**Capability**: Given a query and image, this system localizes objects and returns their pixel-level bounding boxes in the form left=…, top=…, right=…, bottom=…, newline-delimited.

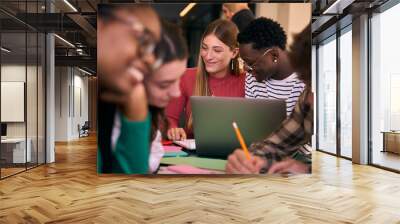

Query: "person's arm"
left=165, top=73, right=188, bottom=128
left=165, top=95, right=186, bottom=129
left=249, top=89, right=313, bottom=172
left=101, top=78, right=151, bottom=174
left=165, top=81, right=188, bottom=140
left=118, top=83, right=147, bottom=121
left=226, top=89, right=313, bottom=174
left=267, top=158, right=311, bottom=174
left=166, top=70, right=194, bottom=140
left=111, top=110, right=151, bottom=174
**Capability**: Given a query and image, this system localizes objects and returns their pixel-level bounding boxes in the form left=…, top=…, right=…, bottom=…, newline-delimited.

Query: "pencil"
left=232, top=122, right=251, bottom=160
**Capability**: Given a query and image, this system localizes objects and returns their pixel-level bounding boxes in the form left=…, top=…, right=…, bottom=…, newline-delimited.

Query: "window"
left=339, top=26, right=352, bottom=158
left=317, top=35, right=337, bottom=154
left=370, top=2, right=400, bottom=171
left=0, top=1, right=47, bottom=179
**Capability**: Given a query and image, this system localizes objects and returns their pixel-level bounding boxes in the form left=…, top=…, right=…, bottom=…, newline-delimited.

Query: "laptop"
left=191, top=96, right=286, bottom=159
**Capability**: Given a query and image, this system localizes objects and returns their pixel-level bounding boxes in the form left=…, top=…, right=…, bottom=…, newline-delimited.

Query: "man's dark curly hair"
left=237, top=17, right=287, bottom=50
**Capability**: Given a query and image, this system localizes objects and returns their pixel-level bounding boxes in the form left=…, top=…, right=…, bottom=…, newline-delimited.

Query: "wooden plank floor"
left=1, top=167, right=26, bottom=178
left=1, top=135, right=400, bottom=223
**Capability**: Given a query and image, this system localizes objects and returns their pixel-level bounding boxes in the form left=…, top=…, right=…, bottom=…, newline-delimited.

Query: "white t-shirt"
left=148, top=131, right=164, bottom=173
left=245, top=72, right=305, bottom=116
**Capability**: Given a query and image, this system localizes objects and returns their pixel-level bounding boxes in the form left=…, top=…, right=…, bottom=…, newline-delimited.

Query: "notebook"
left=173, top=139, right=196, bottom=150
left=163, top=145, right=183, bottom=152
left=163, top=151, right=188, bottom=157
left=162, top=145, right=188, bottom=157
left=163, top=165, right=219, bottom=174
left=160, top=157, right=227, bottom=171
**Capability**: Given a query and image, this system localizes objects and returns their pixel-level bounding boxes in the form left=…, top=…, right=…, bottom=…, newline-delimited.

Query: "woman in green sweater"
left=101, top=19, right=189, bottom=174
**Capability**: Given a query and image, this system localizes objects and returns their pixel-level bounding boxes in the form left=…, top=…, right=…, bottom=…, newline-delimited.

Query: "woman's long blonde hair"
left=187, top=19, right=241, bottom=130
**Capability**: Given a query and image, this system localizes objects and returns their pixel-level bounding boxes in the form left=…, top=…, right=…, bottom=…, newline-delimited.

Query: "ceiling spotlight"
left=180, top=3, right=196, bottom=17
left=78, top=67, right=93, bottom=76
left=322, top=0, right=354, bottom=15
left=1, top=47, right=11, bottom=53
left=63, top=0, right=78, bottom=12
left=54, top=34, right=75, bottom=48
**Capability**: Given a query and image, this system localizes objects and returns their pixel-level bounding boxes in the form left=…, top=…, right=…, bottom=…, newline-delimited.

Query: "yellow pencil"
left=232, top=122, right=251, bottom=160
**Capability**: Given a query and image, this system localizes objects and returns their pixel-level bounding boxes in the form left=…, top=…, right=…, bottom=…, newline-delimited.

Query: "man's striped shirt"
left=245, top=72, right=305, bottom=116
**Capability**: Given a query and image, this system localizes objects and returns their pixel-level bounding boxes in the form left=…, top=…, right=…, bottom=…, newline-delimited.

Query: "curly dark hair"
left=237, top=17, right=287, bottom=50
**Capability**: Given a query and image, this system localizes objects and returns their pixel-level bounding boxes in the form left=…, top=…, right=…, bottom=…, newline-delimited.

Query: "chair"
left=78, top=121, right=90, bottom=138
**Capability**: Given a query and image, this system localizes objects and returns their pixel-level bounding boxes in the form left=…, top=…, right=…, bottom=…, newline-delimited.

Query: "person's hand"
left=267, top=158, right=310, bottom=174
left=167, top=128, right=187, bottom=141
left=118, top=80, right=148, bottom=122
left=225, top=149, right=266, bottom=174
left=100, top=66, right=145, bottom=104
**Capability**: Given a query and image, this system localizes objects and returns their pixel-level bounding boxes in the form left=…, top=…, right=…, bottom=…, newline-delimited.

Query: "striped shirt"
left=245, top=72, right=305, bottom=116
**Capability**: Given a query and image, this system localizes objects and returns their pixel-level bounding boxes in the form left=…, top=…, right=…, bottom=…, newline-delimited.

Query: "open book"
left=173, top=139, right=196, bottom=150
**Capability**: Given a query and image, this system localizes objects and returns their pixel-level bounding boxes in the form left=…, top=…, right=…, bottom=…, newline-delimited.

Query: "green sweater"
left=97, top=111, right=150, bottom=174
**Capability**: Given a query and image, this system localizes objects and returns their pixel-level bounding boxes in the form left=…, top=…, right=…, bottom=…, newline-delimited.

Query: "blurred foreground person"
left=97, top=4, right=162, bottom=174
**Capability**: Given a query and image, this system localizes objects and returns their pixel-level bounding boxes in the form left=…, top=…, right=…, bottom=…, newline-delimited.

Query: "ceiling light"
left=180, top=3, right=196, bottom=17
left=78, top=67, right=93, bottom=76
left=54, top=34, right=75, bottom=48
left=322, top=0, right=354, bottom=15
left=63, top=0, right=78, bottom=12
left=1, top=47, right=11, bottom=53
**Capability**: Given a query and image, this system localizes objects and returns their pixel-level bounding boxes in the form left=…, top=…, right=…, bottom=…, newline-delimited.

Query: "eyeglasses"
left=243, top=48, right=272, bottom=72
left=108, top=14, right=164, bottom=71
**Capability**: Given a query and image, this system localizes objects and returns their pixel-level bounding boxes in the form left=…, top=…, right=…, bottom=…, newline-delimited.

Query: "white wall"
left=1, top=65, right=26, bottom=141
left=1, top=65, right=26, bottom=81
left=255, top=3, right=311, bottom=47
left=1, top=64, right=45, bottom=163
left=54, top=66, right=89, bottom=141
left=1, top=82, right=25, bottom=122
left=1, top=64, right=25, bottom=131
left=1, top=65, right=37, bottom=138
left=55, top=66, right=69, bottom=141
left=75, top=71, right=89, bottom=139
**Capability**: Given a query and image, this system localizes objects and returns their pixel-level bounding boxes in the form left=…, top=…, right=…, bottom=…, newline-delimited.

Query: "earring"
left=231, top=60, right=234, bottom=70
left=273, top=58, right=278, bottom=63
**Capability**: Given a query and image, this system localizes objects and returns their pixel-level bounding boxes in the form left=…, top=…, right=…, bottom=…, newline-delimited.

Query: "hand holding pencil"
left=225, top=122, right=266, bottom=174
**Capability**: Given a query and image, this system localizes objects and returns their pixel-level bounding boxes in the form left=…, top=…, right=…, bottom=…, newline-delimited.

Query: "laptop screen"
left=191, top=96, right=286, bottom=159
